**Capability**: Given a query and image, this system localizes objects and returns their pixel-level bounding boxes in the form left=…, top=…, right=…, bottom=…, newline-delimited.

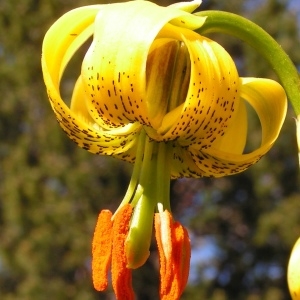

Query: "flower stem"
left=195, top=10, right=300, bottom=115
left=156, top=141, right=172, bottom=212
left=113, top=130, right=146, bottom=218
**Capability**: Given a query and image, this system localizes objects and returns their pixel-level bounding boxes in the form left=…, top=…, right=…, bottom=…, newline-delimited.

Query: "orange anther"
left=112, top=204, right=134, bottom=300
left=155, top=210, right=191, bottom=300
left=92, top=209, right=113, bottom=291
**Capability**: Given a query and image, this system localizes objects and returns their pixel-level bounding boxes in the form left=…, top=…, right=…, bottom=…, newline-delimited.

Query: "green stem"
left=195, top=10, right=300, bottom=115
left=130, top=133, right=155, bottom=206
left=113, top=129, right=146, bottom=218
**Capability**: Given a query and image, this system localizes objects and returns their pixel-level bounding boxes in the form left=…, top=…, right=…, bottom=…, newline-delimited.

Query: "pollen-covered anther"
left=92, top=204, right=135, bottom=299
left=155, top=209, right=191, bottom=300
left=92, top=209, right=113, bottom=291
left=111, top=204, right=135, bottom=300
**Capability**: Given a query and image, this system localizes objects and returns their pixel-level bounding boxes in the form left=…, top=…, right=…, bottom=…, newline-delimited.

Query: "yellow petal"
left=157, top=27, right=240, bottom=148
left=71, top=76, right=142, bottom=135
left=169, top=0, right=202, bottom=13
left=42, top=6, right=140, bottom=158
left=70, top=76, right=97, bottom=127
left=169, top=0, right=206, bottom=30
left=188, top=78, right=287, bottom=177
left=241, top=77, right=287, bottom=145
left=81, top=1, right=206, bottom=128
left=211, top=96, right=247, bottom=155
left=42, top=5, right=100, bottom=85
left=288, top=237, right=300, bottom=300
left=170, top=145, right=203, bottom=178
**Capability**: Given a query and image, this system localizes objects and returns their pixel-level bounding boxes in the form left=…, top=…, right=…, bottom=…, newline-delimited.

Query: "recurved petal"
left=240, top=77, right=287, bottom=145
left=42, top=5, right=101, bottom=86
left=170, top=144, right=204, bottom=178
left=169, top=0, right=202, bottom=13
left=81, top=1, right=206, bottom=129
left=70, top=76, right=98, bottom=127
left=188, top=77, right=287, bottom=177
left=71, top=76, right=142, bottom=136
left=42, top=6, right=140, bottom=158
left=157, top=31, right=240, bottom=147
left=169, top=1, right=206, bottom=30
left=211, top=97, right=248, bottom=155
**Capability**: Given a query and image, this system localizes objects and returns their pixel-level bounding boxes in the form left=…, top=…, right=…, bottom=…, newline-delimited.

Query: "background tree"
left=0, top=0, right=299, bottom=299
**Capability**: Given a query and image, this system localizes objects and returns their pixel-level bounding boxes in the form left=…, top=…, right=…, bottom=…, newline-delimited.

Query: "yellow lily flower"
left=41, top=1, right=287, bottom=299
left=288, top=237, right=300, bottom=300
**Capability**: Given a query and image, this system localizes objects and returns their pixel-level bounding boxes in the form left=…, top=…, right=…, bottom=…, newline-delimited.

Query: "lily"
left=41, top=0, right=287, bottom=299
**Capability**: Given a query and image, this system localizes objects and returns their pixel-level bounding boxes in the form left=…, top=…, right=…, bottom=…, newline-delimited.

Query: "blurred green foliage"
left=0, top=0, right=299, bottom=299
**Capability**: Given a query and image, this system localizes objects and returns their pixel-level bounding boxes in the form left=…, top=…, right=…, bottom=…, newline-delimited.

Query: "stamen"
left=172, top=221, right=191, bottom=297
left=92, top=209, right=113, bottom=291
left=155, top=210, right=173, bottom=297
left=155, top=210, right=191, bottom=300
left=112, top=204, right=134, bottom=300
left=182, top=226, right=191, bottom=293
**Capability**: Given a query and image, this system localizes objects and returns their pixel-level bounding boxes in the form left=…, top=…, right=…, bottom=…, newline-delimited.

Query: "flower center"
left=146, top=39, right=190, bottom=130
